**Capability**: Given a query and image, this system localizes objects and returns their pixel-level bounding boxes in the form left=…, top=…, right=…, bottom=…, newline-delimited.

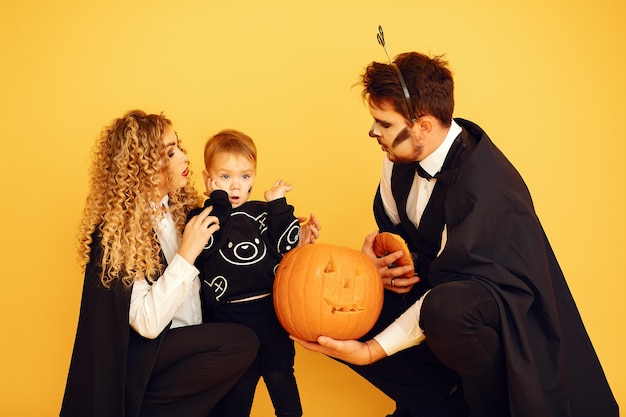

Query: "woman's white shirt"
left=129, top=196, right=202, bottom=339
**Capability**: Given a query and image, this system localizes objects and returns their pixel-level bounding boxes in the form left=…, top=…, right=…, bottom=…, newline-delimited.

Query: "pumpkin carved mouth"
left=323, top=256, right=372, bottom=313
left=328, top=305, right=368, bottom=313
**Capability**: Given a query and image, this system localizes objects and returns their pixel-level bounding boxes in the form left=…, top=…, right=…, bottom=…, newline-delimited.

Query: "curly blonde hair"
left=78, top=110, right=202, bottom=289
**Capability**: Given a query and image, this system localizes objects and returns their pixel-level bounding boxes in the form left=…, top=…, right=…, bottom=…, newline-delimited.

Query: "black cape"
left=374, top=118, right=618, bottom=417
left=60, top=234, right=167, bottom=417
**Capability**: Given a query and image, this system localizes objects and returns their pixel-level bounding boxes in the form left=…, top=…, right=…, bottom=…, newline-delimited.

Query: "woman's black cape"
left=60, top=235, right=166, bottom=417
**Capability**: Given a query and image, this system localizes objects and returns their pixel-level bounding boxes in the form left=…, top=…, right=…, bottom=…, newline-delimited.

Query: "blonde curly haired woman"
left=60, top=110, right=259, bottom=417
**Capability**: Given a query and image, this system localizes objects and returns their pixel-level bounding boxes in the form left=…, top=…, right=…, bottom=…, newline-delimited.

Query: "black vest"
left=388, top=125, right=477, bottom=284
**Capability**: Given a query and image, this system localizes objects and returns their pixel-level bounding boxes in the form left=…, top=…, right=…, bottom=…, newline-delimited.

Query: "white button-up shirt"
left=129, top=195, right=202, bottom=339
left=374, top=120, right=462, bottom=355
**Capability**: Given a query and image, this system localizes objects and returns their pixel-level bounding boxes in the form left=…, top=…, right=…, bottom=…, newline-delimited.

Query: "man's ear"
left=202, top=169, right=209, bottom=187
left=414, top=116, right=433, bottom=135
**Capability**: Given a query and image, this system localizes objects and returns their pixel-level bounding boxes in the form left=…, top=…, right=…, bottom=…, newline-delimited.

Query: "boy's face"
left=203, top=152, right=256, bottom=208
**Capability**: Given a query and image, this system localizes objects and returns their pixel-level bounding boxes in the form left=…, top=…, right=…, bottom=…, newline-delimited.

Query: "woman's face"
left=158, top=127, right=190, bottom=200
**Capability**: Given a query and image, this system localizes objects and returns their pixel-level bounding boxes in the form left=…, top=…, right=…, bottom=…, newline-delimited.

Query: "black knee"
left=420, top=281, right=502, bottom=371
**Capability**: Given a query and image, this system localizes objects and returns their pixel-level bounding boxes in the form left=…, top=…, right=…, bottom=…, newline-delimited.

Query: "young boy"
left=188, top=129, right=318, bottom=417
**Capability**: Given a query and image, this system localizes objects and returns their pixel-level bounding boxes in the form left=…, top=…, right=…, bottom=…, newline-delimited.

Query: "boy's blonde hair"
left=204, top=129, right=257, bottom=169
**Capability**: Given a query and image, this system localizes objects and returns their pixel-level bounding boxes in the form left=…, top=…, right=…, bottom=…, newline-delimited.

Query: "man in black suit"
left=293, top=51, right=618, bottom=417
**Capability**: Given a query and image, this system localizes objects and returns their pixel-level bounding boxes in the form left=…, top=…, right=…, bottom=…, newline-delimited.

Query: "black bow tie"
left=415, top=163, right=433, bottom=180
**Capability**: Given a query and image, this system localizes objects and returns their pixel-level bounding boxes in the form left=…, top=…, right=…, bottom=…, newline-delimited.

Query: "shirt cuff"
left=373, top=290, right=429, bottom=356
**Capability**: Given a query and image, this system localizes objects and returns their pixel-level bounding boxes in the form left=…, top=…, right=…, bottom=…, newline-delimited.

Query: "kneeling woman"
left=61, top=110, right=259, bottom=417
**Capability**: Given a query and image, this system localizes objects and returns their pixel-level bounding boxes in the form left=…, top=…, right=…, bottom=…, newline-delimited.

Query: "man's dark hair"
left=360, top=52, right=455, bottom=126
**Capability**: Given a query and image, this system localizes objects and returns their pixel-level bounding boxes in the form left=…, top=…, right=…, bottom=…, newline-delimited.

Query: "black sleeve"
left=186, top=190, right=232, bottom=225
left=190, top=190, right=233, bottom=265
left=202, top=190, right=232, bottom=226
left=267, top=197, right=299, bottom=253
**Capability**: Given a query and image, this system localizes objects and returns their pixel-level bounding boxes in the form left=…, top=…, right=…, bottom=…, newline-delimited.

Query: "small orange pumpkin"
left=372, top=232, right=414, bottom=278
left=273, top=243, right=383, bottom=341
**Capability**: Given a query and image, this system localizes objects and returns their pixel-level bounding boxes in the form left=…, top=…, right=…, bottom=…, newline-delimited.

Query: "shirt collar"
left=420, top=119, right=462, bottom=177
left=160, top=194, right=170, bottom=209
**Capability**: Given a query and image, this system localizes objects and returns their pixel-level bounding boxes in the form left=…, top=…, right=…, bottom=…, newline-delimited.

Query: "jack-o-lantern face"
left=273, top=243, right=383, bottom=341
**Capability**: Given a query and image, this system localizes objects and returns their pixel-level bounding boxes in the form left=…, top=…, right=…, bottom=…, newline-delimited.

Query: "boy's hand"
left=264, top=179, right=293, bottom=201
left=204, top=176, right=225, bottom=197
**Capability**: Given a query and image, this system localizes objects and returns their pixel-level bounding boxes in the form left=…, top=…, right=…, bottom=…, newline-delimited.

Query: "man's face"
left=367, top=102, right=424, bottom=164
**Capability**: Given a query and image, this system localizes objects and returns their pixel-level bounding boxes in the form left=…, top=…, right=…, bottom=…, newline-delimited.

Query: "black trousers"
left=207, top=296, right=302, bottom=417
left=420, top=281, right=509, bottom=417
left=138, top=322, right=259, bottom=417
left=343, top=288, right=467, bottom=417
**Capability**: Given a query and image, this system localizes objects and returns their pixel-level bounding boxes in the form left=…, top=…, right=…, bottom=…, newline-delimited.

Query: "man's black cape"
left=374, top=118, right=618, bottom=417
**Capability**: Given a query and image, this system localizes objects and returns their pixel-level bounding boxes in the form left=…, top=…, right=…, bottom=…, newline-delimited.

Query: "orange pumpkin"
left=273, top=243, right=383, bottom=341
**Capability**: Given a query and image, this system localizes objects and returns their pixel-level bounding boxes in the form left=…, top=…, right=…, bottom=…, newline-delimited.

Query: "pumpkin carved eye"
left=324, top=258, right=334, bottom=274
left=273, top=243, right=383, bottom=341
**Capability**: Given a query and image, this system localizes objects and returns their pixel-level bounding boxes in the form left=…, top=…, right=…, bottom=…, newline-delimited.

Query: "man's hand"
left=362, top=231, right=420, bottom=293
left=291, top=335, right=387, bottom=366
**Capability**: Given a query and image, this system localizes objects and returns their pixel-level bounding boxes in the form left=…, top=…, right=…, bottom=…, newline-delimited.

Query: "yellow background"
left=1, top=0, right=623, bottom=415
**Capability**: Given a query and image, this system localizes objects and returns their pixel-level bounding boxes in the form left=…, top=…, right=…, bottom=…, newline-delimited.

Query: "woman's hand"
left=177, top=206, right=220, bottom=264
left=297, top=213, right=321, bottom=246
left=291, top=335, right=387, bottom=366
left=362, top=231, right=420, bottom=294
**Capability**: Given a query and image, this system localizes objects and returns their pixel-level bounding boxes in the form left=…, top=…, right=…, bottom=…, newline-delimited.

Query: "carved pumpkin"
left=273, top=243, right=383, bottom=341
